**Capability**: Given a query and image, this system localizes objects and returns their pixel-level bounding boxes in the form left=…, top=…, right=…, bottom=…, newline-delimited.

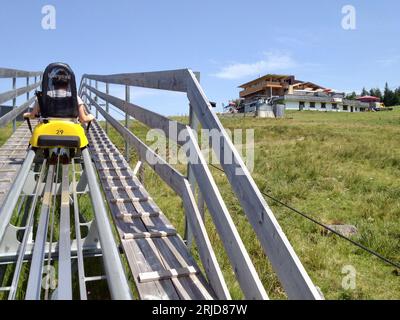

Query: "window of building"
left=299, top=101, right=305, bottom=110
left=332, top=103, right=338, bottom=109
left=309, top=102, right=316, bottom=108
left=343, top=105, right=348, bottom=111
left=321, top=103, right=326, bottom=109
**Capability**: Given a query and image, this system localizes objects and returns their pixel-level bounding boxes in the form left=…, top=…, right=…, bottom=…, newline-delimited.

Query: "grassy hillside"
left=0, top=108, right=398, bottom=300
left=115, top=108, right=400, bottom=300
left=214, top=109, right=400, bottom=299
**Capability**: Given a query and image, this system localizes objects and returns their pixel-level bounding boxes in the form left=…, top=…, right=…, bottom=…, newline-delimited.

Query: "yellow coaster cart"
left=24, top=63, right=89, bottom=161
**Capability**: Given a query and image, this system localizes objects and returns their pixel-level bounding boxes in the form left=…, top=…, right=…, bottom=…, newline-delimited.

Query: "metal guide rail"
left=87, top=121, right=215, bottom=300
left=0, top=150, right=109, bottom=299
left=0, top=133, right=133, bottom=299
left=0, top=66, right=134, bottom=300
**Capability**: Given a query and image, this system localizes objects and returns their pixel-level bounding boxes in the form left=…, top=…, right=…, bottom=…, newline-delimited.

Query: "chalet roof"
left=293, top=81, right=326, bottom=90
left=238, top=74, right=294, bottom=88
left=356, top=95, right=380, bottom=102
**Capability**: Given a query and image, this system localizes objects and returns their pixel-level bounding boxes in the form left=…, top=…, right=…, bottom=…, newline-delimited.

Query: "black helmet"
left=37, top=62, right=79, bottom=118
left=51, top=68, right=71, bottom=88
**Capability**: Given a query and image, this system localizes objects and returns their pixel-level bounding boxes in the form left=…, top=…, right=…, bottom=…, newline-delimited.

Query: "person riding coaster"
left=24, top=63, right=95, bottom=160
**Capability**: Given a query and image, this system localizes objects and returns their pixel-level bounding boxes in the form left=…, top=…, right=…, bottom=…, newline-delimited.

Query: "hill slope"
left=1, top=109, right=398, bottom=299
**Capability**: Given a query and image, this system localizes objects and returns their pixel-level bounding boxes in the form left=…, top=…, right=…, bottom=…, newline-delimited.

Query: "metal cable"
left=208, top=163, right=400, bottom=270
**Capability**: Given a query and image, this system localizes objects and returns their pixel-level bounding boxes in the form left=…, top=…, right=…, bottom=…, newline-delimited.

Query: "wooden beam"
left=184, top=126, right=268, bottom=300
left=83, top=69, right=190, bottom=92
left=0, top=68, right=42, bottom=79
left=0, top=96, right=36, bottom=128
left=0, top=82, right=40, bottom=105
left=138, top=266, right=198, bottom=283
left=123, top=231, right=177, bottom=240
left=180, top=179, right=231, bottom=299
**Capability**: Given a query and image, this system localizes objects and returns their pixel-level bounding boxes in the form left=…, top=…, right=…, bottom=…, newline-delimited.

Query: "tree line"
left=346, top=83, right=400, bottom=106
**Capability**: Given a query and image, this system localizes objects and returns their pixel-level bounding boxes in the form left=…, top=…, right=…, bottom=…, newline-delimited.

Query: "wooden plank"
left=0, top=122, right=35, bottom=207
left=135, top=174, right=229, bottom=299
left=184, top=126, right=268, bottom=300
left=123, top=231, right=177, bottom=240
left=117, top=211, right=160, bottom=220
left=186, top=70, right=321, bottom=300
left=180, top=180, right=231, bottom=299
left=0, top=68, right=42, bottom=78
left=106, top=185, right=140, bottom=192
left=83, top=69, right=189, bottom=92
left=184, top=102, right=200, bottom=247
left=0, top=96, right=36, bottom=127
left=161, top=237, right=208, bottom=294
left=142, top=237, right=197, bottom=300
left=87, top=123, right=182, bottom=300
left=138, top=214, right=175, bottom=235
left=0, top=82, right=40, bottom=105
left=138, top=266, right=198, bottom=283
left=151, top=237, right=214, bottom=300
left=122, top=239, right=179, bottom=300
left=111, top=197, right=151, bottom=203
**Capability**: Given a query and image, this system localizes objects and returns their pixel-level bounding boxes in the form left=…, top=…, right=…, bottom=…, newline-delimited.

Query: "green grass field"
left=116, top=108, right=400, bottom=300
left=0, top=108, right=399, bottom=300
left=213, top=109, right=400, bottom=299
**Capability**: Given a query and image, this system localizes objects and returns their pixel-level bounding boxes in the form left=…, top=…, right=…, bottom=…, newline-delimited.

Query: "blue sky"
left=1, top=0, right=399, bottom=115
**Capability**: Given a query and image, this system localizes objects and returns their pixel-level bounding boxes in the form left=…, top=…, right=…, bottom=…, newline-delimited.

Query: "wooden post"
left=184, top=72, right=205, bottom=248
left=95, top=81, right=99, bottom=119
left=33, top=76, right=37, bottom=113
left=133, top=160, right=145, bottom=186
left=26, top=77, right=30, bottom=101
left=12, top=77, right=16, bottom=132
left=139, top=162, right=145, bottom=187
left=105, top=83, right=109, bottom=134
left=125, top=85, right=130, bottom=162
left=185, top=105, right=200, bottom=248
left=198, top=191, right=205, bottom=221
left=89, top=79, right=92, bottom=111
left=85, top=78, right=89, bottom=107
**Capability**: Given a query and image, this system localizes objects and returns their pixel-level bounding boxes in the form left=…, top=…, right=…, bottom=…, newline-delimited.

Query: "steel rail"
left=44, top=156, right=60, bottom=300
left=81, top=148, right=132, bottom=300
left=72, top=158, right=88, bottom=299
left=57, top=163, right=72, bottom=299
left=25, top=165, right=56, bottom=300
left=8, top=160, right=47, bottom=300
